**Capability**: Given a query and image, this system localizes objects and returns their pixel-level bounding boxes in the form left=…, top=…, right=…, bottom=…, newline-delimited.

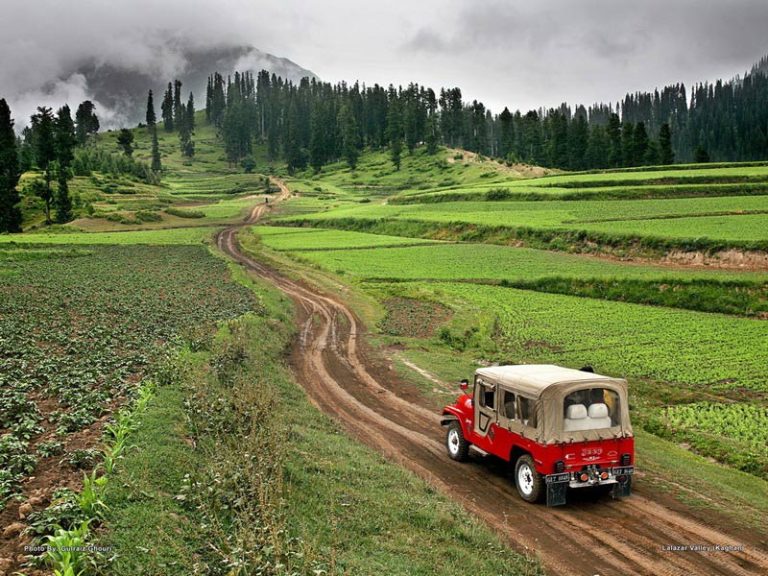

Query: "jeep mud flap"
left=611, top=477, right=632, bottom=499
left=545, top=473, right=569, bottom=507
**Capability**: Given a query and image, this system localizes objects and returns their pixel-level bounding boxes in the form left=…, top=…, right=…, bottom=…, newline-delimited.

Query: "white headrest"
left=588, top=403, right=609, bottom=419
left=566, top=404, right=587, bottom=420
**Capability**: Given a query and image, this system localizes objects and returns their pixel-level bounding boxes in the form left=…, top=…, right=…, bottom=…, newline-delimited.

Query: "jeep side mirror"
left=459, top=379, right=469, bottom=391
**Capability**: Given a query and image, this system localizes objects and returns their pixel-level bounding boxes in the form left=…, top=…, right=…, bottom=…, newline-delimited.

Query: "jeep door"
left=474, top=377, right=497, bottom=438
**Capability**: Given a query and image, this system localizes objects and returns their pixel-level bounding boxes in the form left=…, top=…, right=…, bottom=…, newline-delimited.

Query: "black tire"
left=514, top=454, right=543, bottom=503
left=445, top=421, right=469, bottom=462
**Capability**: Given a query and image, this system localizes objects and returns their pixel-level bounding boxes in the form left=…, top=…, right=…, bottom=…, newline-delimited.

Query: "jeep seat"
left=563, top=404, right=591, bottom=431
left=588, top=403, right=612, bottom=429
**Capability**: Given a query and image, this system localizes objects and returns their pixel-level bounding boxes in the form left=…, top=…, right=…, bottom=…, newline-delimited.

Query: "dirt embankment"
left=217, top=182, right=768, bottom=576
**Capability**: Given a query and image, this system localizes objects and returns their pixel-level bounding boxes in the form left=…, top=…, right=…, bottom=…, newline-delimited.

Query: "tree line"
left=199, top=63, right=767, bottom=174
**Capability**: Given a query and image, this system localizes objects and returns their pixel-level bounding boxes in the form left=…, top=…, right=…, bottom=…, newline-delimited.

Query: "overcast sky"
left=2, top=0, right=767, bottom=123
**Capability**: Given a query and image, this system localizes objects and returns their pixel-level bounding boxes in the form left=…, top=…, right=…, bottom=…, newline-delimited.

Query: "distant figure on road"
left=265, top=197, right=269, bottom=204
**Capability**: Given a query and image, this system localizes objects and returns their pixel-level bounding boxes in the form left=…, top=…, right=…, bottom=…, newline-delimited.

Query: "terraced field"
left=280, top=194, right=768, bottom=245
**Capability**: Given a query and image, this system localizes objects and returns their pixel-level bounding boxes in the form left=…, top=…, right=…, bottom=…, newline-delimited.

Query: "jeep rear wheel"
left=446, top=421, right=469, bottom=462
left=515, top=455, right=543, bottom=502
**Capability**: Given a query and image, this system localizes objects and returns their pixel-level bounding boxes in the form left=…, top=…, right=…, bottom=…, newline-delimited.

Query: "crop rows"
left=274, top=239, right=768, bottom=283
left=255, top=226, right=441, bottom=251
left=387, top=281, right=768, bottom=392
left=0, top=245, right=255, bottom=507
left=663, top=402, right=768, bottom=452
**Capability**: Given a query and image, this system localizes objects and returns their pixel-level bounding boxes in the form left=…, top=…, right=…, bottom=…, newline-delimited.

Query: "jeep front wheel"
left=446, top=421, right=469, bottom=462
left=515, top=455, right=543, bottom=502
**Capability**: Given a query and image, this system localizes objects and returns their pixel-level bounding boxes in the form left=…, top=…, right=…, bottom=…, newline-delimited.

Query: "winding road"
left=216, top=180, right=768, bottom=576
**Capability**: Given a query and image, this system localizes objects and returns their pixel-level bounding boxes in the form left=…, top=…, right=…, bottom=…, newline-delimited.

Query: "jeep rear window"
left=563, top=388, right=620, bottom=430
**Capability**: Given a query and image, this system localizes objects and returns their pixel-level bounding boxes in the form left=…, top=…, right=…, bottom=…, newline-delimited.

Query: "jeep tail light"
left=621, top=453, right=631, bottom=466
left=600, top=471, right=609, bottom=480
left=579, top=473, right=589, bottom=482
left=555, top=460, right=565, bottom=473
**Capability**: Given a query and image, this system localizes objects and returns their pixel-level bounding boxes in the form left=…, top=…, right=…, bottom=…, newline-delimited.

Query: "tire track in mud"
left=216, top=181, right=768, bottom=576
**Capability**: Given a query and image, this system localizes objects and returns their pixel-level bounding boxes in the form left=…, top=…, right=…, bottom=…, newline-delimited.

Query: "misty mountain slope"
left=63, top=44, right=317, bottom=128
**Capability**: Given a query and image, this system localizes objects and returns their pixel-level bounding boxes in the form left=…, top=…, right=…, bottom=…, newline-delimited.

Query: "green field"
left=0, top=226, right=218, bottom=245
left=262, top=228, right=768, bottom=282
left=254, top=225, right=444, bottom=250
left=280, top=194, right=768, bottom=244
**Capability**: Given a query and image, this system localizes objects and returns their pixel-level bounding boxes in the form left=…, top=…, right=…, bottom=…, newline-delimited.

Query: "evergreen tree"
left=633, top=122, right=649, bottom=165
left=31, top=107, right=57, bottom=223
left=0, top=99, right=22, bottom=232
left=74, top=101, right=99, bottom=145
left=606, top=113, right=622, bottom=167
left=659, top=123, right=674, bottom=164
left=499, top=107, right=514, bottom=160
left=179, top=93, right=195, bottom=158
left=161, top=83, right=174, bottom=131
left=568, top=111, right=589, bottom=170
left=621, top=122, right=635, bottom=167
left=387, top=98, right=403, bottom=170
left=54, top=169, right=72, bottom=223
left=146, top=90, right=157, bottom=127
left=117, top=129, right=134, bottom=157
left=338, top=103, right=359, bottom=169
left=284, top=98, right=307, bottom=173
left=151, top=126, right=162, bottom=172
left=54, top=105, right=76, bottom=223
left=585, top=125, right=610, bottom=169
left=173, top=80, right=184, bottom=128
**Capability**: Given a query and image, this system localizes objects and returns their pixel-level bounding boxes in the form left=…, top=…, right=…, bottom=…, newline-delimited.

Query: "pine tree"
left=54, top=105, right=76, bottom=223
left=179, top=93, right=195, bottom=158
left=31, top=107, right=57, bottom=223
left=173, top=80, right=183, bottom=128
left=633, top=122, right=649, bottom=165
left=74, top=101, right=99, bottom=145
left=117, top=129, right=134, bottom=156
left=387, top=98, right=403, bottom=170
left=151, top=126, right=162, bottom=172
left=659, top=123, right=674, bottom=164
left=54, top=170, right=72, bottom=223
left=146, top=90, right=157, bottom=128
left=161, top=83, right=174, bottom=131
left=0, top=99, right=22, bottom=232
left=621, top=122, right=635, bottom=167
left=607, top=113, right=622, bottom=167
left=338, top=103, right=359, bottom=169
left=499, top=107, right=514, bottom=160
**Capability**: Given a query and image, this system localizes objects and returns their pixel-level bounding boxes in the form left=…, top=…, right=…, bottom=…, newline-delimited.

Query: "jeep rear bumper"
left=544, top=466, right=633, bottom=506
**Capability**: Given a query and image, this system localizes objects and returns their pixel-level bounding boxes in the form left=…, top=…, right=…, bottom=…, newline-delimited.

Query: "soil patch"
left=379, top=297, right=453, bottom=338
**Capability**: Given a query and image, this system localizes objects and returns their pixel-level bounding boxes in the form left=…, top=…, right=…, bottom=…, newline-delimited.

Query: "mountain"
left=63, top=44, right=317, bottom=127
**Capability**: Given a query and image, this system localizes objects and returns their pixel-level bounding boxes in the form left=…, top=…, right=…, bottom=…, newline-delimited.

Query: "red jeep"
left=441, top=365, right=634, bottom=506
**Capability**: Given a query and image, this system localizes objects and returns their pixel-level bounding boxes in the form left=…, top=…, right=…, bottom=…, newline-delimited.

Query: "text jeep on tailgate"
left=441, top=364, right=634, bottom=506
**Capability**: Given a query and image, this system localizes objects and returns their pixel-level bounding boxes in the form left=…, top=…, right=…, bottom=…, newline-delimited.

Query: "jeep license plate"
left=545, top=473, right=570, bottom=484
left=612, top=466, right=634, bottom=476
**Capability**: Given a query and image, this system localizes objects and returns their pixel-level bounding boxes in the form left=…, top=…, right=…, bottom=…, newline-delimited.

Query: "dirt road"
left=217, top=181, right=768, bottom=576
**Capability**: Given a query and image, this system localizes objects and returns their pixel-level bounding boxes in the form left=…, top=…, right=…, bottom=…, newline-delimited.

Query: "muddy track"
left=217, top=181, right=768, bottom=576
